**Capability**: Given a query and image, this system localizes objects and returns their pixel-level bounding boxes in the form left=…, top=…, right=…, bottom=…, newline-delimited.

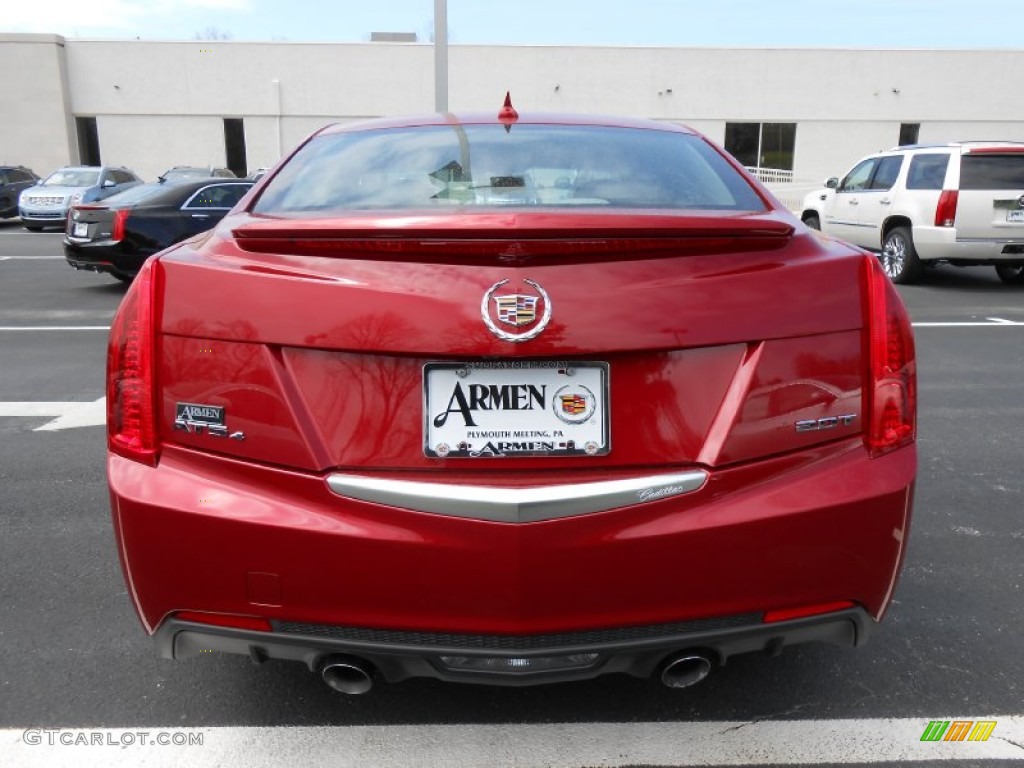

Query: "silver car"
left=19, top=166, right=142, bottom=231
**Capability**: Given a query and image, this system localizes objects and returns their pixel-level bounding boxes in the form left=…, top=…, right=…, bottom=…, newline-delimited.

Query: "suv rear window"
left=254, top=125, right=766, bottom=213
left=960, top=154, right=1024, bottom=190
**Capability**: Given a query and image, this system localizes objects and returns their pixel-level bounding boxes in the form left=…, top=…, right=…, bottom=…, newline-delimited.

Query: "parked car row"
left=2, top=163, right=266, bottom=231
left=800, top=141, right=1024, bottom=284
left=15, top=138, right=1024, bottom=289
left=0, top=161, right=260, bottom=281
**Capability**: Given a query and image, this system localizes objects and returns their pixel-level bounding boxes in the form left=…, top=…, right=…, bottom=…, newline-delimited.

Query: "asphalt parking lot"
left=0, top=221, right=1021, bottom=766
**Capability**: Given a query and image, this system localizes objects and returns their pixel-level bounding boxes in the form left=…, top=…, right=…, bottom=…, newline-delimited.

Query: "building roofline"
left=0, top=34, right=1007, bottom=54
left=0, top=33, right=66, bottom=45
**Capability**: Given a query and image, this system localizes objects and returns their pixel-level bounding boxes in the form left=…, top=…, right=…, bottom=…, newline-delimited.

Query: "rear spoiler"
left=231, top=213, right=795, bottom=261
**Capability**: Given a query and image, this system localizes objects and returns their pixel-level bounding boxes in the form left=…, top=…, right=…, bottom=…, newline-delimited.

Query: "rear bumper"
left=913, top=225, right=1024, bottom=261
left=156, top=607, right=874, bottom=687
left=110, top=438, right=914, bottom=672
left=64, top=240, right=144, bottom=278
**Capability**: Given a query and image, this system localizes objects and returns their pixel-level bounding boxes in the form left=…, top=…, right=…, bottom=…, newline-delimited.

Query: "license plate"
left=73, top=222, right=88, bottom=237
left=424, top=361, right=609, bottom=458
left=1008, top=209, right=1024, bottom=223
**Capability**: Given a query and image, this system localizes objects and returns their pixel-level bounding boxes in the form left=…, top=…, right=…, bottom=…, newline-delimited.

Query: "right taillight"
left=934, top=189, right=958, bottom=227
left=107, top=259, right=159, bottom=465
left=863, top=255, right=916, bottom=457
left=111, top=208, right=129, bottom=242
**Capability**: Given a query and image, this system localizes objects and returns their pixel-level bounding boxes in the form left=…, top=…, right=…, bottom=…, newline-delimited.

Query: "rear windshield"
left=254, top=125, right=766, bottom=213
left=103, top=184, right=172, bottom=206
left=960, top=154, right=1024, bottom=190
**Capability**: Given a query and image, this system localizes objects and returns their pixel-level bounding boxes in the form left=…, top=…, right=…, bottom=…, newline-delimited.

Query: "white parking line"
left=912, top=320, right=1024, bottom=327
left=0, top=398, right=105, bottom=430
left=0, top=326, right=110, bottom=331
left=2, top=717, right=1022, bottom=767
left=0, top=255, right=65, bottom=258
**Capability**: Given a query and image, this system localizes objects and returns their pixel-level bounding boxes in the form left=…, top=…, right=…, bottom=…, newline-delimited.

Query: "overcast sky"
left=5, top=0, right=1020, bottom=48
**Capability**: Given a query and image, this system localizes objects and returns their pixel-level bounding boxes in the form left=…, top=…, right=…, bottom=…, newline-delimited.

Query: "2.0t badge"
left=481, top=278, right=552, bottom=342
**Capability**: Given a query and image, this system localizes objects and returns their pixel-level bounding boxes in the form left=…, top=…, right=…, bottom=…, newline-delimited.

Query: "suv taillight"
left=107, top=260, right=159, bottom=465
left=934, top=189, right=958, bottom=227
left=863, top=255, right=916, bottom=457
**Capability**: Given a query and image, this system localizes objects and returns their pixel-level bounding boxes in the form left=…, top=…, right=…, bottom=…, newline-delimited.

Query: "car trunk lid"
left=154, top=212, right=871, bottom=473
left=66, top=205, right=117, bottom=241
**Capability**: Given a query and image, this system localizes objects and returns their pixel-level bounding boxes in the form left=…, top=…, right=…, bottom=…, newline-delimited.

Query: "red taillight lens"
left=107, top=259, right=159, bottom=465
left=864, top=255, right=916, bottom=457
left=934, top=189, right=958, bottom=227
left=111, top=209, right=129, bottom=242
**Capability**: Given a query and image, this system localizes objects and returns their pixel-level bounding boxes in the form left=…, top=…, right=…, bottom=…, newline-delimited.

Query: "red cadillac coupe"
left=107, top=104, right=916, bottom=693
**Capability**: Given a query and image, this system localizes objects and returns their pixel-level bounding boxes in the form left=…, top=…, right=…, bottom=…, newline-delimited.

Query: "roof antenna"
left=498, top=91, right=518, bottom=132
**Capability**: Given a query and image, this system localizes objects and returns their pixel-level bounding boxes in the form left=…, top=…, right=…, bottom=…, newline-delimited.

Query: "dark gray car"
left=0, top=166, right=40, bottom=219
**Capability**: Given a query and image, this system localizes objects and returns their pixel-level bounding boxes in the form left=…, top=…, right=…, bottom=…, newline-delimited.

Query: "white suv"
left=801, top=143, right=1024, bottom=284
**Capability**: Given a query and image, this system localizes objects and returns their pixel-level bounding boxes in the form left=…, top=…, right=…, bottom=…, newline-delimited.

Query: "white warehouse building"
left=3, top=32, right=1024, bottom=208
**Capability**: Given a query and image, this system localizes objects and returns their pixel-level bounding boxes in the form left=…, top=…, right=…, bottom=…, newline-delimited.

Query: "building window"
left=724, top=122, right=796, bottom=182
left=76, top=117, right=101, bottom=166
left=223, top=118, right=248, bottom=178
left=899, top=123, right=920, bottom=146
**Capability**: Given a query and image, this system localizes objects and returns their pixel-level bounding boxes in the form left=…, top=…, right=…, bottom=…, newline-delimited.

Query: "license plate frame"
left=423, top=361, right=610, bottom=458
left=1007, top=209, right=1024, bottom=223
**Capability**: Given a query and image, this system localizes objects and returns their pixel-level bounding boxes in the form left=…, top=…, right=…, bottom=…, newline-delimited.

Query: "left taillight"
left=111, top=209, right=129, bottom=242
left=863, top=254, right=916, bottom=457
left=934, top=189, right=958, bottom=227
left=107, top=259, right=159, bottom=465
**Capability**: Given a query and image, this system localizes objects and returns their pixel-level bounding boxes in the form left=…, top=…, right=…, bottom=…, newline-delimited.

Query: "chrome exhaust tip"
left=318, top=655, right=375, bottom=695
left=660, top=653, right=713, bottom=689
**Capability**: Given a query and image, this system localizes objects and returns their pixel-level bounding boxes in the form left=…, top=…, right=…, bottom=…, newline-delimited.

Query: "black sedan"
left=63, top=178, right=253, bottom=281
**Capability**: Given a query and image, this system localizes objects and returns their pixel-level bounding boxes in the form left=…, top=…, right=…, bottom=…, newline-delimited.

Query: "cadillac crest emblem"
left=481, top=278, right=552, bottom=342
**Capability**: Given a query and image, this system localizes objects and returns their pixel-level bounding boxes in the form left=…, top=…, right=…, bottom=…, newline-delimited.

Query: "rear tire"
left=803, top=214, right=821, bottom=231
left=881, top=227, right=924, bottom=284
left=995, top=264, right=1024, bottom=284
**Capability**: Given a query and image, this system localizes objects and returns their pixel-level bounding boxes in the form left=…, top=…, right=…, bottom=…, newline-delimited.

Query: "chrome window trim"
left=180, top=182, right=254, bottom=211
left=326, top=470, right=708, bottom=523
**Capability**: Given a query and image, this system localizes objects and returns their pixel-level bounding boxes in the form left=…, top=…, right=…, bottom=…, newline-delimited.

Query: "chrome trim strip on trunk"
left=325, top=470, right=708, bottom=523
